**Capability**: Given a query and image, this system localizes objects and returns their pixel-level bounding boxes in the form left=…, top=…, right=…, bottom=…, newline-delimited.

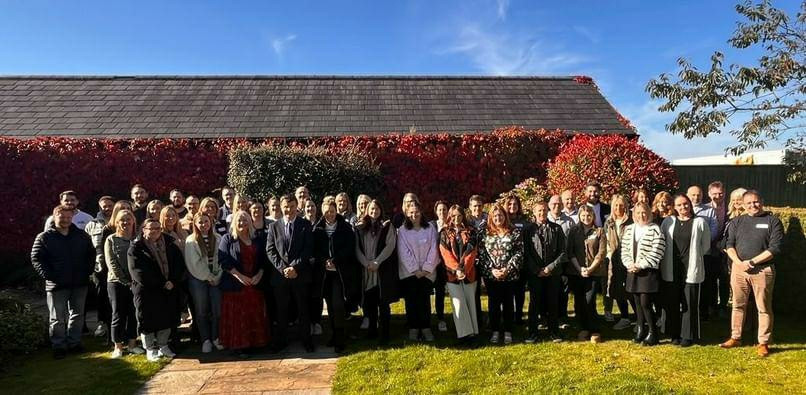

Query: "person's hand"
left=251, top=271, right=264, bottom=285
left=581, top=267, right=589, bottom=278
left=628, top=265, right=639, bottom=273
left=285, top=267, right=298, bottom=279
left=456, top=269, right=465, bottom=280
left=538, top=267, right=550, bottom=277
left=369, top=262, right=379, bottom=272
left=740, top=260, right=754, bottom=273
left=234, top=272, right=251, bottom=286
left=164, top=281, right=174, bottom=290
left=326, top=259, right=336, bottom=271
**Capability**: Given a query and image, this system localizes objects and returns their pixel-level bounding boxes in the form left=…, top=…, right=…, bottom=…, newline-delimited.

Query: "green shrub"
left=227, top=144, right=384, bottom=206
left=0, top=297, right=47, bottom=366
left=768, top=207, right=806, bottom=315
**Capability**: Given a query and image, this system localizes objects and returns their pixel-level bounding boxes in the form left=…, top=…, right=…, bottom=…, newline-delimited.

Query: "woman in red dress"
left=217, top=210, right=270, bottom=356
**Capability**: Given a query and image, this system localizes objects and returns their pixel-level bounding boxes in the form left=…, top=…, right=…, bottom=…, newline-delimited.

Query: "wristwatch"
left=748, top=259, right=755, bottom=268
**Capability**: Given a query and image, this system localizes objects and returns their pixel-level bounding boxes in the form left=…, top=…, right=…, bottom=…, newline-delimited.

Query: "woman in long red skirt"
left=217, top=210, right=269, bottom=355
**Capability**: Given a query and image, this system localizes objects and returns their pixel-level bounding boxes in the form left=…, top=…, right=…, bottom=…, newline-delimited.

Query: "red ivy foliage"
left=0, top=127, right=565, bottom=254
left=573, top=75, right=595, bottom=85
left=546, top=135, right=678, bottom=204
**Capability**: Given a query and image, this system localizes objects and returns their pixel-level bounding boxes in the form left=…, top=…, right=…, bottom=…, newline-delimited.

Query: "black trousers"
left=475, top=277, right=484, bottom=327
left=486, top=280, right=515, bottom=332
left=107, top=281, right=137, bottom=344
left=559, top=275, right=570, bottom=320
left=322, top=271, right=346, bottom=346
left=662, top=280, right=684, bottom=340
left=703, top=253, right=730, bottom=313
left=434, top=264, right=447, bottom=320
left=681, top=283, right=700, bottom=341
left=528, top=274, right=561, bottom=336
left=569, top=275, right=600, bottom=332
left=310, top=268, right=325, bottom=325
left=362, top=286, right=391, bottom=337
left=93, top=271, right=112, bottom=328
left=513, top=276, right=527, bottom=322
left=403, top=276, right=433, bottom=330
left=273, top=279, right=311, bottom=346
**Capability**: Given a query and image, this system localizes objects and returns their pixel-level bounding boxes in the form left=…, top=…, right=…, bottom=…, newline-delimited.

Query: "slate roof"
left=0, top=75, right=635, bottom=138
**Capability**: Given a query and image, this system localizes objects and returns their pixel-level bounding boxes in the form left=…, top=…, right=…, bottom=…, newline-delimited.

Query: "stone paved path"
left=138, top=345, right=338, bottom=394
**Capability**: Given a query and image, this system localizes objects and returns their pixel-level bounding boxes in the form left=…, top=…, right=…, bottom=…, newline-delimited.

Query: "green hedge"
left=769, top=207, right=806, bottom=315
left=228, top=144, right=384, bottom=206
left=0, top=297, right=47, bottom=368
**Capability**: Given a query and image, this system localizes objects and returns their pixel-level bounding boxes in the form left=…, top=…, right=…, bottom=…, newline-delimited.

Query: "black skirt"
left=626, top=268, right=659, bottom=294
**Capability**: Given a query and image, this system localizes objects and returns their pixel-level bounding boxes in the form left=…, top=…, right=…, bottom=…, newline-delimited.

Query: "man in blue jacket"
left=31, top=205, right=95, bottom=359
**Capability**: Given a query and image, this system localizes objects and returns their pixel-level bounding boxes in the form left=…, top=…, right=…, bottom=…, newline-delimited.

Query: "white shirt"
left=44, top=209, right=94, bottom=231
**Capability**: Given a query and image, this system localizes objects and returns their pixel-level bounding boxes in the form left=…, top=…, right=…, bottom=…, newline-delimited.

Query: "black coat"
left=312, top=216, right=360, bottom=310
left=30, top=224, right=95, bottom=291
left=523, top=221, right=567, bottom=276
left=265, top=216, right=313, bottom=286
left=217, top=233, right=269, bottom=292
left=355, top=220, right=400, bottom=304
left=127, top=234, right=185, bottom=333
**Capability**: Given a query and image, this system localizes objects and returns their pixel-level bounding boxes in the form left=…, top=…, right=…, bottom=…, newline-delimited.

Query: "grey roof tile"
left=0, top=76, right=634, bottom=138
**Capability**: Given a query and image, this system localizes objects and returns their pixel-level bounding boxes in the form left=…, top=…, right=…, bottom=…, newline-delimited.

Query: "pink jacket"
left=396, top=225, right=439, bottom=281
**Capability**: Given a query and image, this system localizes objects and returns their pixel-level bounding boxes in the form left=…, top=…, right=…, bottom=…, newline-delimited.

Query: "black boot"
left=633, top=325, right=647, bottom=344
left=641, top=324, right=659, bottom=346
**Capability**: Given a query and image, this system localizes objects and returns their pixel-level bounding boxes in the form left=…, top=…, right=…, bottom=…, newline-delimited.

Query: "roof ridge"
left=0, top=75, right=577, bottom=81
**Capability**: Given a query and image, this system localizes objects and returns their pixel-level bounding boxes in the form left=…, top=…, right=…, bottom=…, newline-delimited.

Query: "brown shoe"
left=757, top=344, right=770, bottom=357
left=720, top=338, right=741, bottom=348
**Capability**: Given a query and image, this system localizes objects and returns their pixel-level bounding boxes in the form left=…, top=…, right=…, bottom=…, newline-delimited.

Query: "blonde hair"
left=401, top=192, right=420, bottom=213
left=113, top=209, right=136, bottom=237
left=160, top=206, right=187, bottom=240
left=651, top=191, right=674, bottom=218
left=335, top=192, right=353, bottom=215
left=105, top=200, right=134, bottom=232
left=728, top=187, right=748, bottom=219
left=356, top=194, right=372, bottom=219
left=200, top=197, right=219, bottom=218
left=188, top=212, right=216, bottom=258
left=610, top=194, right=630, bottom=220
left=229, top=210, right=255, bottom=240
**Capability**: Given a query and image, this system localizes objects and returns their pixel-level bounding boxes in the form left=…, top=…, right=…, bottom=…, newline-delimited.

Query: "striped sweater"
left=620, top=223, right=665, bottom=270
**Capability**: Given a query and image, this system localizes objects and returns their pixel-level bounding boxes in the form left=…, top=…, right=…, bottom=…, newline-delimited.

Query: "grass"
left=0, top=336, right=168, bottom=394
left=332, top=295, right=806, bottom=394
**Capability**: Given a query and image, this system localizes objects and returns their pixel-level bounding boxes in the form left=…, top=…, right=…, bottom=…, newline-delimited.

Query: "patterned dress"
left=219, top=241, right=269, bottom=349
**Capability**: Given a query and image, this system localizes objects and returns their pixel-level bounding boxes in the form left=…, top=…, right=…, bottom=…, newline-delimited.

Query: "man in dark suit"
left=584, top=181, right=610, bottom=227
left=266, top=194, right=315, bottom=352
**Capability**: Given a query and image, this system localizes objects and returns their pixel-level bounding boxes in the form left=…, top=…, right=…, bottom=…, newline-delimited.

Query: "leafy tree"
left=646, top=0, right=805, bottom=182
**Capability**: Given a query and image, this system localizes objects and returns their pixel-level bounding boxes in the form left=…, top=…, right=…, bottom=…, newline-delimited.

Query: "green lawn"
left=333, top=296, right=806, bottom=394
left=0, top=336, right=167, bottom=394
left=1, top=295, right=804, bottom=394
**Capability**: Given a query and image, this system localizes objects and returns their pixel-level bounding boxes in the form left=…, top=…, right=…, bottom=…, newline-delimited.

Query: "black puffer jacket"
left=312, top=215, right=360, bottom=311
left=31, top=224, right=95, bottom=291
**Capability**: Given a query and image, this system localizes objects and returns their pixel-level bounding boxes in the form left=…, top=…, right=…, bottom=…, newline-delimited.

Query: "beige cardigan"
left=184, top=233, right=223, bottom=284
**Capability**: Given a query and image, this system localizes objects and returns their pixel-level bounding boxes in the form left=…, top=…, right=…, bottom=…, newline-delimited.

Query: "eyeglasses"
left=144, top=227, right=162, bottom=231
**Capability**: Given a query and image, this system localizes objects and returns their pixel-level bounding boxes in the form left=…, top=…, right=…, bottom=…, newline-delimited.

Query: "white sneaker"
left=213, top=339, right=225, bottom=351
left=158, top=346, right=176, bottom=359
left=613, top=318, right=632, bottom=330
left=94, top=322, right=107, bottom=337
left=490, top=331, right=500, bottom=344
left=604, top=312, right=616, bottom=322
left=312, top=323, right=323, bottom=335
left=202, top=340, right=213, bottom=353
left=437, top=320, right=448, bottom=332
left=360, top=317, right=370, bottom=330
left=146, top=349, right=161, bottom=362
left=129, top=345, right=145, bottom=355
left=408, top=329, right=419, bottom=341
left=504, top=332, right=513, bottom=344
left=110, top=348, right=124, bottom=359
left=422, top=328, right=435, bottom=342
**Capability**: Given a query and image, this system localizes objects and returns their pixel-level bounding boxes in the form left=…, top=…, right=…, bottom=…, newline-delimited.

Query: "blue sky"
left=0, top=0, right=796, bottom=159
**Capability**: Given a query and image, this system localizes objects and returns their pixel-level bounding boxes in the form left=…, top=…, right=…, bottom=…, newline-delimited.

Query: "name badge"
left=515, top=223, right=524, bottom=228
left=587, top=234, right=598, bottom=240
left=755, top=224, right=769, bottom=229
left=419, top=238, right=428, bottom=244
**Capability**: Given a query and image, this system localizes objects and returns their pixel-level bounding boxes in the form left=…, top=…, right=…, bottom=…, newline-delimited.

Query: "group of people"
left=31, top=180, right=784, bottom=361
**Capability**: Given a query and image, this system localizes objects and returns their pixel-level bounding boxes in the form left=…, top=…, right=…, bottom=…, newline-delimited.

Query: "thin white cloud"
left=440, top=24, right=588, bottom=76
left=496, top=0, right=510, bottom=20
left=271, top=34, right=297, bottom=57
left=572, top=25, right=600, bottom=44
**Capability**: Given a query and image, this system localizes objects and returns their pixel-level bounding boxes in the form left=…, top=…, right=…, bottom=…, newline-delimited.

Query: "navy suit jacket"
left=266, top=216, right=313, bottom=285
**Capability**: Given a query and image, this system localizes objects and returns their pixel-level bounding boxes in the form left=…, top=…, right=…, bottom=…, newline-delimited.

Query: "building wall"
left=674, top=165, right=806, bottom=207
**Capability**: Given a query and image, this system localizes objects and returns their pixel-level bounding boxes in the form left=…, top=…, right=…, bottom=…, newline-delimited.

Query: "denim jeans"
left=188, top=276, right=222, bottom=342
left=46, top=286, right=88, bottom=349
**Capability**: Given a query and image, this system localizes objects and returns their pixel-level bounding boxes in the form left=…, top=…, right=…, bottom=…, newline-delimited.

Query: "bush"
left=547, top=135, right=679, bottom=204
left=768, top=206, right=806, bottom=315
left=228, top=144, right=384, bottom=206
left=496, top=178, right=551, bottom=218
left=0, top=297, right=47, bottom=365
left=0, top=129, right=565, bottom=260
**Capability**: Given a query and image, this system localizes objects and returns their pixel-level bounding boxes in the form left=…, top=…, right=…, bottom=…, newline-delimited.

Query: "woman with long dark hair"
left=397, top=201, right=439, bottom=342
left=438, top=205, right=479, bottom=344
left=355, top=199, right=398, bottom=344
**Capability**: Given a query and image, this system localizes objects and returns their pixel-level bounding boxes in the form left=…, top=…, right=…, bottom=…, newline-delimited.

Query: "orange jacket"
left=438, top=227, right=477, bottom=283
